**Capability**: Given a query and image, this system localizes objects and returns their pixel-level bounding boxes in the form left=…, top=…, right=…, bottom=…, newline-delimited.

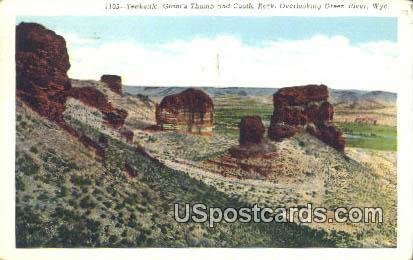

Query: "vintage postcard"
left=1, top=0, right=413, bottom=259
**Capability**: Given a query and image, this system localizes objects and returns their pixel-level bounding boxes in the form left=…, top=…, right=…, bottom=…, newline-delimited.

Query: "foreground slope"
left=16, top=99, right=355, bottom=247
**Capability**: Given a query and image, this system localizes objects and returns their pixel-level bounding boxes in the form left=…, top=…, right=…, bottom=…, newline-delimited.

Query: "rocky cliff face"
left=156, top=88, right=214, bottom=135
left=16, top=22, right=130, bottom=157
left=16, top=22, right=71, bottom=123
left=268, top=85, right=345, bottom=151
left=101, top=74, right=122, bottom=95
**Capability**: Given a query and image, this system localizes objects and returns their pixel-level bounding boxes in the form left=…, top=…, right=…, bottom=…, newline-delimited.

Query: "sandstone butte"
left=101, top=74, right=123, bottom=95
left=268, top=84, right=345, bottom=151
left=155, top=88, right=214, bottom=135
left=16, top=22, right=131, bottom=158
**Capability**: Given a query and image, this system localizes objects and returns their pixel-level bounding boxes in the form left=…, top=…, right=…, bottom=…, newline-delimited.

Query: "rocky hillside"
left=70, top=79, right=156, bottom=130
left=19, top=94, right=362, bottom=247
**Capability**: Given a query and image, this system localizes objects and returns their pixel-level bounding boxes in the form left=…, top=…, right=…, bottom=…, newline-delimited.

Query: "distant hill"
left=124, top=86, right=277, bottom=98
left=124, top=86, right=396, bottom=106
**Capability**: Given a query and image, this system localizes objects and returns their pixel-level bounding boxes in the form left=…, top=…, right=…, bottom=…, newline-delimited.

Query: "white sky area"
left=65, top=33, right=399, bottom=91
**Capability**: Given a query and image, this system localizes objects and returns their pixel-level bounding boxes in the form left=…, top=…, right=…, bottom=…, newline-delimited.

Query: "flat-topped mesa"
left=101, top=74, right=122, bottom=95
left=268, top=84, right=345, bottom=151
left=156, top=88, right=214, bottom=135
left=239, top=116, right=265, bottom=146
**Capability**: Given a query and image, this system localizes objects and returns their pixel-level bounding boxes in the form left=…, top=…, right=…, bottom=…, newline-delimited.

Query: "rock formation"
left=101, top=74, right=122, bottom=95
left=16, top=22, right=71, bottom=123
left=268, top=85, right=345, bottom=151
left=67, top=86, right=127, bottom=128
left=239, top=116, right=265, bottom=146
left=229, top=116, right=276, bottom=159
left=16, top=22, right=129, bottom=157
left=156, top=88, right=214, bottom=135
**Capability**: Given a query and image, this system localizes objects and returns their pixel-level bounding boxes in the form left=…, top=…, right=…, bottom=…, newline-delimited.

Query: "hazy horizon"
left=120, top=84, right=397, bottom=95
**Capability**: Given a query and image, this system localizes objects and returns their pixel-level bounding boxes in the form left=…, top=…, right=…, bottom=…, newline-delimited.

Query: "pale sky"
left=17, top=16, right=399, bottom=91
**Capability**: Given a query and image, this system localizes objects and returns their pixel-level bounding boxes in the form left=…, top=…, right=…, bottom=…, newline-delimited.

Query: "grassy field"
left=213, top=95, right=397, bottom=151
left=214, top=95, right=273, bottom=138
left=335, top=122, right=397, bottom=151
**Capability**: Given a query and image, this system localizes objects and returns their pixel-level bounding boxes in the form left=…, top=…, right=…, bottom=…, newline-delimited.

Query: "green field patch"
left=335, top=122, right=397, bottom=151
left=214, top=96, right=273, bottom=138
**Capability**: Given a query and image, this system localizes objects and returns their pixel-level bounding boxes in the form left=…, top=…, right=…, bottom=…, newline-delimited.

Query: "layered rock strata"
left=268, top=85, right=345, bottom=151
left=156, top=88, right=214, bottom=135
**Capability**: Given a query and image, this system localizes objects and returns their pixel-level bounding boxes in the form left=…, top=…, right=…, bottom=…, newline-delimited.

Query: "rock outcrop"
left=101, top=74, right=122, bottom=95
left=268, top=85, right=345, bottom=151
left=16, top=22, right=71, bottom=124
left=156, top=88, right=214, bottom=135
left=229, top=116, right=276, bottom=159
left=16, top=22, right=130, bottom=157
left=239, top=116, right=265, bottom=146
left=67, top=87, right=127, bottom=128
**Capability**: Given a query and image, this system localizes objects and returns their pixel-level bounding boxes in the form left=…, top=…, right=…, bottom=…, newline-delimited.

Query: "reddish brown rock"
left=268, top=84, right=345, bottom=151
left=67, top=86, right=109, bottom=109
left=318, top=101, right=334, bottom=123
left=16, top=22, right=128, bottom=157
left=274, top=84, right=329, bottom=106
left=16, top=22, right=71, bottom=123
left=239, top=116, right=265, bottom=146
left=274, top=106, right=307, bottom=125
left=268, top=122, right=297, bottom=141
left=305, top=103, right=319, bottom=123
left=102, top=109, right=128, bottom=128
left=156, top=88, right=214, bottom=135
left=230, top=116, right=277, bottom=159
left=67, top=87, right=128, bottom=128
left=101, top=74, right=122, bottom=95
left=317, top=124, right=345, bottom=151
